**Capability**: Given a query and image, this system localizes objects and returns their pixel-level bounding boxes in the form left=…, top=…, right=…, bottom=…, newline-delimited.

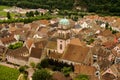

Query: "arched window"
left=60, top=44, right=62, bottom=50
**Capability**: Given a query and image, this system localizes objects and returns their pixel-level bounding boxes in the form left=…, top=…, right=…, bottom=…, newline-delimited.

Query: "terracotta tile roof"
left=25, top=38, right=34, bottom=49
left=110, top=64, right=120, bottom=77
left=99, top=29, right=114, bottom=37
left=115, top=33, right=120, bottom=38
left=34, top=40, right=47, bottom=49
left=0, top=46, right=6, bottom=55
left=49, top=52, right=62, bottom=59
left=35, top=20, right=50, bottom=25
left=62, top=44, right=90, bottom=64
left=9, top=26, right=17, bottom=32
left=15, top=22, right=24, bottom=28
left=98, top=59, right=111, bottom=70
left=89, top=75, right=99, bottom=80
left=102, top=73, right=116, bottom=80
left=9, top=23, right=15, bottom=27
left=30, top=48, right=42, bottom=59
left=102, top=41, right=116, bottom=49
left=7, top=46, right=29, bottom=61
left=46, top=41, right=57, bottom=49
left=93, top=46, right=111, bottom=57
left=38, top=27, right=48, bottom=35
left=52, top=71, right=67, bottom=80
left=70, top=38, right=85, bottom=46
left=30, top=22, right=39, bottom=31
left=74, top=64, right=96, bottom=75
left=0, top=35, right=17, bottom=45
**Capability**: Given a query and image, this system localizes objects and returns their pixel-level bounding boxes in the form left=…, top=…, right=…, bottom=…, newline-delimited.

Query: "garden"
left=8, top=42, right=23, bottom=50
left=0, top=65, right=20, bottom=80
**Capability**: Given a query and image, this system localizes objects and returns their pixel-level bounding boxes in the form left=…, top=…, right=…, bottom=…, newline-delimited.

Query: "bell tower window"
left=60, top=44, right=62, bottom=50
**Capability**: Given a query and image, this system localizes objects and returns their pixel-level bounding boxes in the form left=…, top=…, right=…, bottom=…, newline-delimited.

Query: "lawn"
left=0, top=65, right=20, bottom=80
left=0, top=5, right=11, bottom=11
left=0, top=5, right=16, bottom=17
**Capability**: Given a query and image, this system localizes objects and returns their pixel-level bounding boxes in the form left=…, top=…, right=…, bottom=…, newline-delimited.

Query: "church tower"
left=57, top=18, right=71, bottom=53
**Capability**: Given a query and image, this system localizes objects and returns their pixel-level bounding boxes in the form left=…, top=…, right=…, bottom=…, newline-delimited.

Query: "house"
left=74, top=64, right=96, bottom=75
left=112, top=43, right=120, bottom=64
left=102, top=64, right=120, bottom=80
left=91, top=46, right=113, bottom=70
left=6, top=46, right=29, bottom=66
left=61, top=44, right=92, bottom=65
left=52, top=71, right=71, bottom=80
left=0, top=35, right=17, bottom=47
left=24, top=38, right=34, bottom=53
left=74, top=64, right=99, bottom=80
left=0, top=46, right=7, bottom=60
left=28, top=48, right=43, bottom=65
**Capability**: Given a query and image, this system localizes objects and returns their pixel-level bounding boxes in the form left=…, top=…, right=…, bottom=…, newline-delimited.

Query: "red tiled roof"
left=62, top=44, right=90, bottom=63
left=74, top=64, right=96, bottom=75
left=25, top=38, right=34, bottom=49
left=0, top=35, right=16, bottom=45
left=30, top=48, right=42, bottom=59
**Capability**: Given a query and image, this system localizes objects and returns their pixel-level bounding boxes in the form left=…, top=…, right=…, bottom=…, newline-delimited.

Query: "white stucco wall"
left=6, top=56, right=28, bottom=66
left=57, top=39, right=70, bottom=53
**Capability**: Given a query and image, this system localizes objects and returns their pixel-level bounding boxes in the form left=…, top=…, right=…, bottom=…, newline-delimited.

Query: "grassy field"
left=0, top=65, right=20, bottom=80
left=0, top=5, right=16, bottom=17
left=0, top=5, right=11, bottom=11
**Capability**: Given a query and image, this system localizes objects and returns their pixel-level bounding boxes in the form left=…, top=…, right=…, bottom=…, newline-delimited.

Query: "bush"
left=8, top=42, right=23, bottom=49
left=19, top=66, right=26, bottom=73
left=37, top=58, right=74, bottom=72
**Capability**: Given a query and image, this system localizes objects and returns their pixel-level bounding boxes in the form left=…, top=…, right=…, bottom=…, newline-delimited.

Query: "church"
left=46, top=18, right=71, bottom=54
left=46, top=18, right=93, bottom=66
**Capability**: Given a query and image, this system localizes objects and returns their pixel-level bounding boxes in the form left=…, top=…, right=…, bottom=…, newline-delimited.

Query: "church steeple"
left=57, top=18, right=71, bottom=53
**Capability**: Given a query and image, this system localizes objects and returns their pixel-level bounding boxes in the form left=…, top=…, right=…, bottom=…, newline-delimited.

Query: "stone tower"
left=57, top=18, right=71, bottom=53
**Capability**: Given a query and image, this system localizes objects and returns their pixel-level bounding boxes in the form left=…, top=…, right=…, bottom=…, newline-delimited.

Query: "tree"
left=30, top=62, right=36, bottom=68
left=32, top=69, right=52, bottom=80
left=19, top=66, right=26, bottom=73
left=7, top=12, right=11, bottom=19
left=74, top=74, right=89, bottom=80
left=29, top=11, right=34, bottom=17
left=34, top=10, right=39, bottom=16
left=61, top=67, right=72, bottom=77
left=40, top=59, right=49, bottom=68
left=105, top=22, right=109, bottom=29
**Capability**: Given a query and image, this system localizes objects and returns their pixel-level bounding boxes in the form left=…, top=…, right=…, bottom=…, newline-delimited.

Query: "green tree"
left=105, top=22, right=109, bottom=29
left=61, top=67, right=72, bottom=77
left=19, top=66, right=26, bottom=73
left=29, top=11, right=34, bottom=17
left=74, top=74, right=89, bottom=80
left=32, top=69, right=52, bottom=80
left=30, top=62, right=36, bottom=68
left=34, top=10, right=39, bottom=16
left=40, top=59, right=49, bottom=68
left=7, top=12, right=11, bottom=19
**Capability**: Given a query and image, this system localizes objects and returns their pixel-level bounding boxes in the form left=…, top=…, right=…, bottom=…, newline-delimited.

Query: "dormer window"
left=115, top=57, right=120, bottom=64
left=93, top=55, right=98, bottom=62
left=114, top=46, right=119, bottom=51
left=95, top=71, right=100, bottom=76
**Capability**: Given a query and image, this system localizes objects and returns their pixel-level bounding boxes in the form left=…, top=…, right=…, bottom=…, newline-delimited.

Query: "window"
left=60, top=44, right=62, bottom=50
